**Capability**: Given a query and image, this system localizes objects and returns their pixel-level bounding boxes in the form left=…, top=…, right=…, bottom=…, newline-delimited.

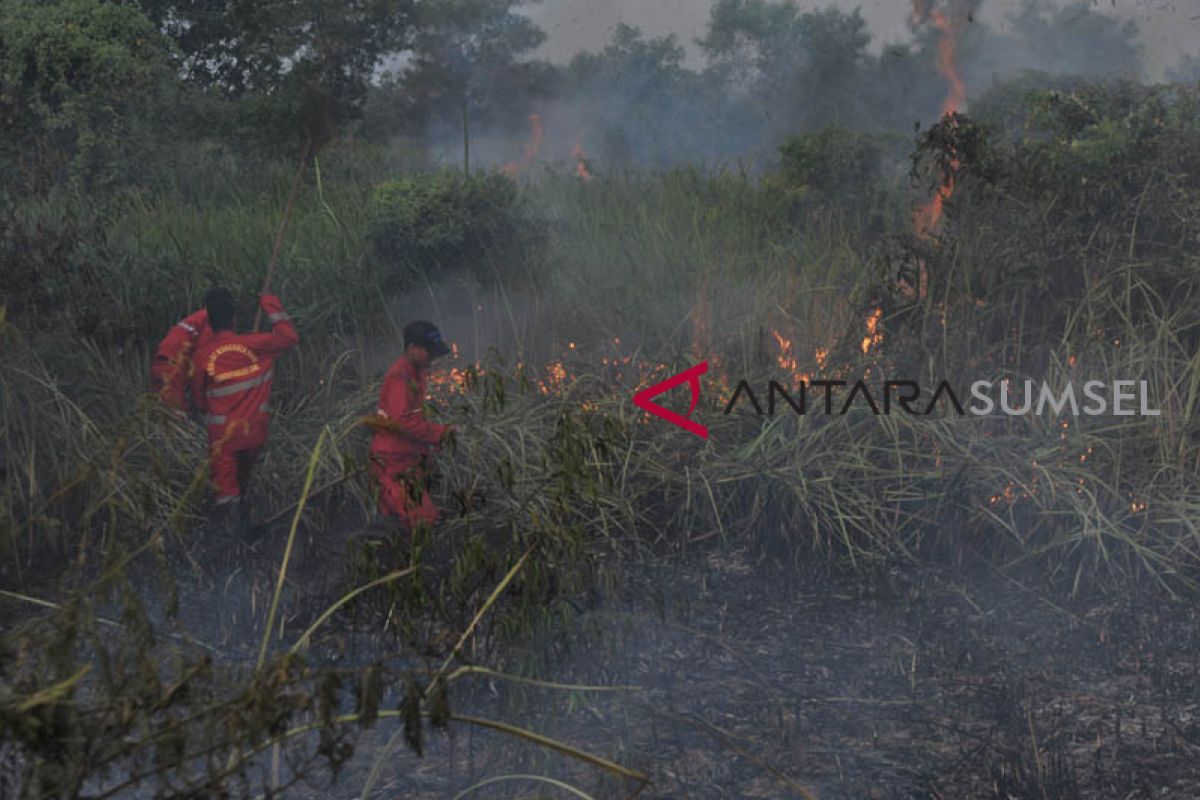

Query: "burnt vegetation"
left=3, top=0, right=1200, bottom=797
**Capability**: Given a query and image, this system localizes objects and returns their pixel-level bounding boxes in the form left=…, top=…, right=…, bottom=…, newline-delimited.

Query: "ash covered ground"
left=168, top=526, right=1200, bottom=799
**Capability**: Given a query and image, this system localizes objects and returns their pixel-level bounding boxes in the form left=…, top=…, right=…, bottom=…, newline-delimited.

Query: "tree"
left=138, top=0, right=420, bottom=147
left=561, top=24, right=752, bottom=169
left=396, top=0, right=549, bottom=170
left=1007, top=0, right=1141, bottom=82
left=0, top=0, right=176, bottom=191
left=699, top=0, right=872, bottom=137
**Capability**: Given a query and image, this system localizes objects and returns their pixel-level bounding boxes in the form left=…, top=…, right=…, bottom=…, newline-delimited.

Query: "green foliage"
left=395, top=0, right=548, bottom=143
left=367, top=170, right=544, bottom=287
left=886, top=82, right=1200, bottom=453
left=0, top=152, right=378, bottom=340
left=0, top=0, right=176, bottom=191
left=777, top=125, right=883, bottom=198
left=139, top=0, right=418, bottom=150
left=926, top=82, right=1200, bottom=309
left=968, top=71, right=1089, bottom=144
left=568, top=22, right=689, bottom=87
left=1008, top=0, right=1142, bottom=81
left=140, top=0, right=417, bottom=99
left=561, top=24, right=751, bottom=168
left=762, top=125, right=903, bottom=236
left=6, top=74, right=1200, bottom=797
left=0, top=192, right=127, bottom=338
left=700, top=2, right=872, bottom=135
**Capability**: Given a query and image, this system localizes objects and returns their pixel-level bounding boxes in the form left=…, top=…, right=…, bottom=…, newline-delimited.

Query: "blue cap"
left=404, top=320, right=450, bottom=357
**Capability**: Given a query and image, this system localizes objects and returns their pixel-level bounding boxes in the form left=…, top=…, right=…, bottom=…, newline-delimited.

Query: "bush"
left=767, top=125, right=904, bottom=234
left=366, top=170, right=545, bottom=288
left=906, top=82, right=1200, bottom=369
left=0, top=0, right=177, bottom=192
left=0, top=193, right=141, bottom=342
left=778, top=124, right=885, bottom=198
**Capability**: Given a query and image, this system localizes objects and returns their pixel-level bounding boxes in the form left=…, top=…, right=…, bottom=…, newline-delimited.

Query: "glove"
left=259, top=294, right=294, bottom=328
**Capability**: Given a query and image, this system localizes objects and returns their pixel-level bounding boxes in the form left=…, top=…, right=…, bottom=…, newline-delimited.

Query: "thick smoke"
left=402, top=0, right=1190, bottom=176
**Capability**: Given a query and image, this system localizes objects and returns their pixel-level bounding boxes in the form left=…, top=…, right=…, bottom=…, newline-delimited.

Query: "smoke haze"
left=404, top=0, right=1200, bottom=174
left=525, top=0, right=1198, bottom=80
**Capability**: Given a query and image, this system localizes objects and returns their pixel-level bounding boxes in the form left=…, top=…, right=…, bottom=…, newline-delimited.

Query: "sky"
left=524, top=0, right=1200, bottom=81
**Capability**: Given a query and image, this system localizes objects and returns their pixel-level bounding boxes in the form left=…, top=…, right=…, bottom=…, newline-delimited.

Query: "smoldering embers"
left=722, top=379, right=1161, bottom=417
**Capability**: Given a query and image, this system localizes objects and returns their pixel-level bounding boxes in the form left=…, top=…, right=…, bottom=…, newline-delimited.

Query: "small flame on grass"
left=572, top=130, right=593, bottom=181
left=861, top=308, right=883, bottom=354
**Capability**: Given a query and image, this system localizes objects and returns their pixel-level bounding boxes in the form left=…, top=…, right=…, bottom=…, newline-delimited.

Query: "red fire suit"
left=151, top=309, right=210, bottom=413
left=190, top=295, right=298, bottom=503
left=369, top=356, right=448, bottom=528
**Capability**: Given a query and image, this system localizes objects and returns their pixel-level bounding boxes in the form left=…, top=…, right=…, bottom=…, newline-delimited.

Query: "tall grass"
left=4, top=136, right=1200, bottom=585
left=4, top=106, right=1200, bottom=793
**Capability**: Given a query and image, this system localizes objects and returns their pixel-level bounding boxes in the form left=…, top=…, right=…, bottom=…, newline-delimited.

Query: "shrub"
left=0, top=0, right=177, bottom=192
left=0, top=193, right=135, bottom=341
left=908, top=82, right=1200, bottom=366
left=778, top=124, right=885, bottom=198
left=366, top=170, right=545, bottom=288
left=767, top=125, right=904, bottom=234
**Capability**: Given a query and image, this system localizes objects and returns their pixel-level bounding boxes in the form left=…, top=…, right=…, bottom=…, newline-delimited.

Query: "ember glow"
left=539, top=360, right=569, bottom=395
left=771, top=330, right=797, bottom=375
left=423, top=335, right=1161, bottom=524
left=770, top=329, right=813, bottom=385
left=572, top=129, right=593, bottom=182
left=861, top=307, right=883, bottom=354
left=425, top=360, right=476, bottom=398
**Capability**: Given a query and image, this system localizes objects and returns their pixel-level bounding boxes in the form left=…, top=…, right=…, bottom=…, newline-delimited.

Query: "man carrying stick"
left=191, top=288, right=299, bottom=524
left=362, top=321, right=455, bottom=534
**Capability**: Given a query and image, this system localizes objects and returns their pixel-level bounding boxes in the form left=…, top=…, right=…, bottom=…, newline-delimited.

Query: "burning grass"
left=4, top=83, right=1200, bottom=793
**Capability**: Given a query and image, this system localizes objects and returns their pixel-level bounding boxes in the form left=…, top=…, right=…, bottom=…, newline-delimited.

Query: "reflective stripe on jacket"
left=369, top=356, right=447, bottom=466
left=190, top=295, right=298, bottom=449
left=151, top=309, right=210, bottom=411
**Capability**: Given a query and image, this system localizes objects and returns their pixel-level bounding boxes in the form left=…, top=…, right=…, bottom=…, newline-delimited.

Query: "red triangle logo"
left=633, top=361, right=709, bottom=439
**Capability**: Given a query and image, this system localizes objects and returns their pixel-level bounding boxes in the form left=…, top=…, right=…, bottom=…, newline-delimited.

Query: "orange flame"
left=911, top=3, right=966, bottom=240
left=861, top=307, right=883, bottom=354
left=572, top=129, right=593, bottom=182
left=912, top=169, right=956, bottom=239
left=538, top=360, right=570, bottom=395
left=930, top=9, right=966, bottom=118
left=771, top=330, right=799, bottom=376
left=502, top=114, right=544, bottom=177
left=767, top=329, right=815, bottom=384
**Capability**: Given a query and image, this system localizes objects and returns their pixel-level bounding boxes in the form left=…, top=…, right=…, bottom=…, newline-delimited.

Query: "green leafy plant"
left=366, top=169, right=545, bottom=287
left=0, top=0, right=176, bottom=192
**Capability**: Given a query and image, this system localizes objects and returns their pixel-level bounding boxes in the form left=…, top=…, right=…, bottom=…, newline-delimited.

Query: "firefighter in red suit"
left=190, top=288, right=299, bottom=509
left=363, top=321, right=454, bottom=531
left=151, top=307, right=210, bottom=415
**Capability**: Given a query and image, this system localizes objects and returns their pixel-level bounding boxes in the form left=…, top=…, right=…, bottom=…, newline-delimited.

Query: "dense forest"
left=3, top=0, right=1200, bottom=797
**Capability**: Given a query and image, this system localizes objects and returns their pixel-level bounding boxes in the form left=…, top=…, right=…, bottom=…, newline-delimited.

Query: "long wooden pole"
left=254, top=137, right=313, bottom=330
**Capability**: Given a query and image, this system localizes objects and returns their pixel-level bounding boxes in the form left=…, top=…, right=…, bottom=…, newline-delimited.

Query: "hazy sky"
left=525, top=0, right=1200, bottom=80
